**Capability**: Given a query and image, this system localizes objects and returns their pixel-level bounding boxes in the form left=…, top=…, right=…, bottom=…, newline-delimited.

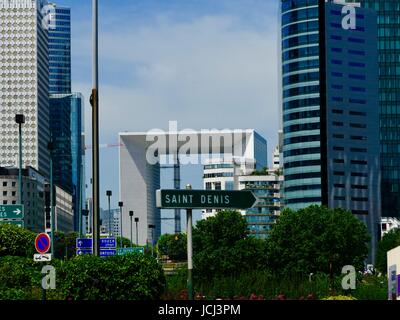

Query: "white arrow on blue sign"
left=76, top=249, right=116, bottom=257
left=76, top=238, right=117, bottom=249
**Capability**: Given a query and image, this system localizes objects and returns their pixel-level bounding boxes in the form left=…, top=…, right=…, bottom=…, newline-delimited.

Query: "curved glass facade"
left=281, top=0, right=322, bottom=209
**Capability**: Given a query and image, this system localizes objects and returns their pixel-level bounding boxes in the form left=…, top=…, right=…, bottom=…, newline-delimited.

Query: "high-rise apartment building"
left=47, top=3, right=71, bottom=94
left=348, top=0, right=400, bottom=218
left=281, top=0, right=381, bottom=260
left=0, top=0, right=50, bottom=176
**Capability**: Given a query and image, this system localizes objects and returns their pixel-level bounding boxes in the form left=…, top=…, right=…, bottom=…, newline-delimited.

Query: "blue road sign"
left=76, top=237, right=117, bottom=249
left=117, top=247, right=144, bottom=255
left=76, top=238, right=92, bottom=249
left=76, top=249, right=117, bottom=257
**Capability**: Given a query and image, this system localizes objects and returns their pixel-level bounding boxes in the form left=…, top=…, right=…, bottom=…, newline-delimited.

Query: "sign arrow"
left=13, top=209, right=21, bottom=215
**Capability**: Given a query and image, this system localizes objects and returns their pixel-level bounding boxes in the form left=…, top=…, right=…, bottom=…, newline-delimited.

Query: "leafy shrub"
left=58, top=253, right=166, bottom=300
left=157, top=233, right=187, bottom=261
left=0, top=225, right=36, bottom=257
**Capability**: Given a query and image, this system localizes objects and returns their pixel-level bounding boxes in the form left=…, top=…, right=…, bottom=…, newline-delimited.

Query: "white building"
left=0, top=0, right=50, bottom=176
left=119, top=129, right=267, bottom=245
left=0, top=166, right=46, bottom=232
left=381, top=217, right=400, bottom=238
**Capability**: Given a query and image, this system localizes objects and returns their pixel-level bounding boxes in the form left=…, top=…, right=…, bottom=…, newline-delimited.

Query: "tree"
left=0, top=224, right=36, bottom=257
left=54, top=231, right=78, bottom=260
left=193, top=210, right=267, bottom=281
left=375, top=228, right=400, bottom=273
left=116, top=236, right=132, bottom=248
left=267, top=205, right=370, bottom=276
left=157, top=233, right=187, bottom=261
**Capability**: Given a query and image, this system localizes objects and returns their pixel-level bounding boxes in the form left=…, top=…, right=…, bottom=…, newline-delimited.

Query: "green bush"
left=0, top=225, right=36, bottom=257
left=0, top=256, right=42, bottom=300
left=57, top=253, right=166, bottom=300
left=157, top=233, right=187, bottom=261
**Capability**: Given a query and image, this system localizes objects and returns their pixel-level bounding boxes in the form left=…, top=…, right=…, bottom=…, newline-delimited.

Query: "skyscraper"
left=49, top=93, right=85, bottom=231
left=349, top=0, right=400, bottom=218
left=281, top=0, right=381, bottom=260
left=47, top=3, right=71, bottom=94
left=0, top=0, right=50, bottom=176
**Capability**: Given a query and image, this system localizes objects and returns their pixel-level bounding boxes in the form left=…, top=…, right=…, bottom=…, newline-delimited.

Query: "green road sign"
left=117, top=247, right=144, bottom=255
left=0, top=220, right=24, bottom=228
left=0, top=205, right=24, bottom=219
left=156, top=189, right=257, bottom=209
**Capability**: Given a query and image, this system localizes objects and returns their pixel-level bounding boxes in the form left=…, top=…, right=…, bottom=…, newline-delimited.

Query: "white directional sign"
left=34, top=254, right=52, bottom=262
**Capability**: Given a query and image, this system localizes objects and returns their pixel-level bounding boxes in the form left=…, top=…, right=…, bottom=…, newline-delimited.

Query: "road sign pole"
left=186, top=184, right=194, bottom=300
left=187, top=207, right=193, bottom=300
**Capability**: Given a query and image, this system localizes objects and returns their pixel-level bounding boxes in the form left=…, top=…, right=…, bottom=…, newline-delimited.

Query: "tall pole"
left=91, top=0, right=100, bottom=257
left=119, top=202, right=123, bottom=248
left=106, top=190, right=112, bottom=236
left=129, top=211, right=133, bottom=248
left=135, top=217, right=139, bottom=246
left=50, top=146, right=55, bottom=255
left=15, top=114, right=25, bottom=205
left=186, top=184, right=194, bottom=300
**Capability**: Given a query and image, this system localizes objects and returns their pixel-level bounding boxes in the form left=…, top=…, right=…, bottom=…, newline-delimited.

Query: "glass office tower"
left=47, top=3, right=71, bottom=94
left=281, top=0, right=381, bottom=261
left=349, top=1, right=400, bottom=218
left=49, top=93, right=85, bottom=231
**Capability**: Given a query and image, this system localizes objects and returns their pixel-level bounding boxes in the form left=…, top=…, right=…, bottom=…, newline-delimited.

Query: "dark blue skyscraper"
left=348, top=0, right=400, bottom=219
left=49, top=93, right=85, bottom=231
left=48, top=3, right=71, bottom=94
left=281, top=0, right=381, bottom=260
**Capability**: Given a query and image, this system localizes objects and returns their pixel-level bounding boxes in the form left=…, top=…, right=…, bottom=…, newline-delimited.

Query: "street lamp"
left=118, top=201, right=123, bottom=248
left=129, top=211, right=134, bottom=248
left=15, top=114, right=25, bottom=205
left=148, top=224, right=156, bottom=257
left=106, top=190, right=112, bottom=236
left=135, top=217, right=139, bottom=246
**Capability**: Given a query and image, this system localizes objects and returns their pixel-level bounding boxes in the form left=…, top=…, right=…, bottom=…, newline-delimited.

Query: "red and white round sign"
left=35, top=233, right=51, bottom=254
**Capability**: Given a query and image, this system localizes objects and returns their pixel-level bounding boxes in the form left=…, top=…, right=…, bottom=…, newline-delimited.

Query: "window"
left=2, top=201, right=7, bottom=205
left=334, top=196, right=345, bottom=200
left=351, top=172, right=368, bottom=177
left=333, top=134, right=344, bottom=139
left=349, top=74, right=366, bottom=80
left=12, top=182, right=16, bottom=187
left=333, top=121, right=343, bottom=126
left=348, top=49, right=365, bottom=56
left=332, top=72, right=343, bottom=77
left=334, top=184, right=345, bottom=188
left=352, top=197, right=368, bottom=202
left=205, top=182, right=212, bottom=190
left=352, top=210, right=368, bottom=215
left=2, top=182, right=6, bottom=187
left=350, top=111, right=366, bottom=116
left=348, top=37, right=365, bottom=44
left=334, top=171, right=345, bottom=176
left=349, top=98, right=366, bottom=104
left=349, top=62, right=365, bottom=68
left=331, top=47, right=342, bottom=53
left=332, top=97, right=343, bottom=102
left=12, top=201, right=16, bottom=205
left=332, top=109, right=343, bottom=114
left=333, top=146, right=344, bottom=151
left=350, top=87, right=366, bottom=92
left=2, top=191, right=6, bottom=196
left=351, top=148, right=367, bottom=153
left=11, top=191, right=16, bottom=197
left=351, top=184, right=368, bottom=190
left=330, top=35, right=342, bottom=40
left=351, top=136, right=367, bottom=141
left=351, top=160, right=367, bottom=165
left=332, top=85, right=343, bottom=90
left=334, top=159, right=345, bottom=164
left=350, top=123, right=367, bottom=129
left=331, top=59, right=343, bottom=65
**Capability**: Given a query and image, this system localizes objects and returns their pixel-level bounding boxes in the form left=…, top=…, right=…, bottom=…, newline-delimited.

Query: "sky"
left=57, top=0, right=281, bottom=233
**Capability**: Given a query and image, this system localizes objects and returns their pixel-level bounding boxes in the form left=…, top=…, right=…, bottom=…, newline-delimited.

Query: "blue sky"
left=57, top=0, right=281, bottom=233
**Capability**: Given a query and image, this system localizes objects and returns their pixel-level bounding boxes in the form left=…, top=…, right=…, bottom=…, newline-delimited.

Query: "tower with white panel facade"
left=0, top=0, right=50, bottom=177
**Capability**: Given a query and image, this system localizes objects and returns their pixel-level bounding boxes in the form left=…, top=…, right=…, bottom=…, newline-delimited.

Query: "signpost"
left=156, top=189, right=257, bottom=209
left=34, top=254, right=52, bottom=262
left=76, top=237, right=117, bottom=257
left=117, top=247, right=144, bottom=255
left=156, top=187, right=259, bottom=300
left=35, top=233, right=51, bottom=255
left=0, top=204, right=24, bottom=219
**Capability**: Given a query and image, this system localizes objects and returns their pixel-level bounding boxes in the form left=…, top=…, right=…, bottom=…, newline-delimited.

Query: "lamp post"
left=15, top=114, right=25, bottom=205
left=48, top=141, right=55, bottom=255
left=91, top=0, right=100, bottom=257
left=148, top=224, right=155, bottom=257
left=118, top=201, right=123, bottom=248
left=129, top=211, right=133, bottom=248
left=135, top=217, right=139, bottom=246
left=106, top=190, right=112, bottom=236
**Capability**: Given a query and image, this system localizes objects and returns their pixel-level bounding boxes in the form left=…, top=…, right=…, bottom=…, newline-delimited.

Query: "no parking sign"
left=35, top=233, right=51, bottom=254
